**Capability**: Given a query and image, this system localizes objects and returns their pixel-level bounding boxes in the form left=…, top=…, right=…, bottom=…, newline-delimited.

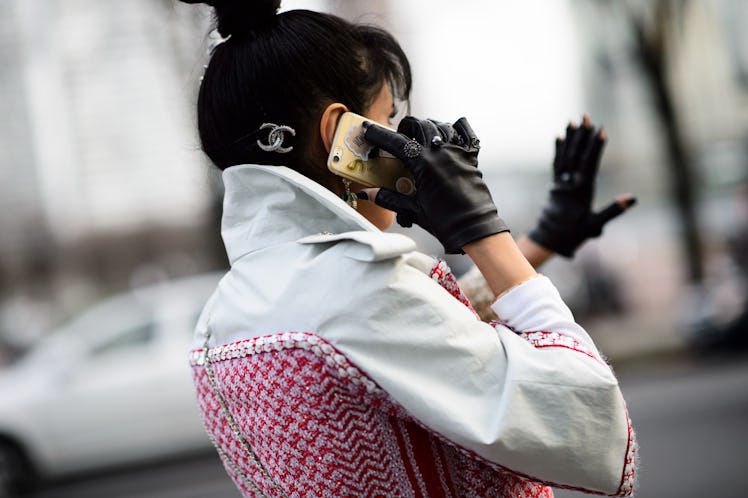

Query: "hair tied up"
left=180, top=0, right=281, bottom=38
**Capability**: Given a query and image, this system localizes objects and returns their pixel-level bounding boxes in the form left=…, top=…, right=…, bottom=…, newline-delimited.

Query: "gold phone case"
left=327, top=112, right=415, bottom=195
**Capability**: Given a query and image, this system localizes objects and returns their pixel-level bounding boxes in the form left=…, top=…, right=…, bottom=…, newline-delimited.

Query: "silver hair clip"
left=257, top=123, right=296, bottom=153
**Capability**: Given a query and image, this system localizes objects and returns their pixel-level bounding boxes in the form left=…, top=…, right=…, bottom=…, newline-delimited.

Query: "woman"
left=181, top=1, right=637, bottom=496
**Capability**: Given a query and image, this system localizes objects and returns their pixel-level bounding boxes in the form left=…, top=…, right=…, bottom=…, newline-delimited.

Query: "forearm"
left=462, top=232, right=537, bottom=299
left=517, top=234, right=555, bottom=269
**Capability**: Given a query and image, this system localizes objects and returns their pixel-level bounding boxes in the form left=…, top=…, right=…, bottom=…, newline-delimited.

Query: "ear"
left=319, top=102, right=348, bottom=153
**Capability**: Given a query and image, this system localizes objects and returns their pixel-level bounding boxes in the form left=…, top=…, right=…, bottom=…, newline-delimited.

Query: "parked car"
left=0, top=272, right=222, bottom=496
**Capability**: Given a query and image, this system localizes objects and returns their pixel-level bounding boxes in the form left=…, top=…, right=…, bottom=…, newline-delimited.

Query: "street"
left=556, top=352, right=748, bottom=498
left=31, top=352, right=748, bottom=498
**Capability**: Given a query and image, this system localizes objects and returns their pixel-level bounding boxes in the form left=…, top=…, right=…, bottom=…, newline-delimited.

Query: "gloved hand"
left=529, top=115, right=636, bottom=257
left=362, top=116, right=509, bottom=254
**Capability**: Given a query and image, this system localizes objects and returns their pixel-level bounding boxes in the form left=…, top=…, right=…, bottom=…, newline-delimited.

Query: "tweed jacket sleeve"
left=321, top=250, right=635, bottom=496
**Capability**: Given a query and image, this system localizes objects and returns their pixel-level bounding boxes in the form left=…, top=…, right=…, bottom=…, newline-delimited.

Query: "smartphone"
left=327, top=112, right=415, bottom=195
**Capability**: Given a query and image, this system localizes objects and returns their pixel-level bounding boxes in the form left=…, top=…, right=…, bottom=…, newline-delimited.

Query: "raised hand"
left=361, top=116, right=509, bottom=254
left=529, top=115, right=636, bottom=257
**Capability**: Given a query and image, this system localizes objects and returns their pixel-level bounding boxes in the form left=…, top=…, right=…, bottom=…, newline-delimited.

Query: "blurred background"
left=0, top=1, right=746, bottom=497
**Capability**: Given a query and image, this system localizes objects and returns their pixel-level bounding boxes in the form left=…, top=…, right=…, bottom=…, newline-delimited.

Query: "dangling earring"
left=341, top=178, right=357, bottom=210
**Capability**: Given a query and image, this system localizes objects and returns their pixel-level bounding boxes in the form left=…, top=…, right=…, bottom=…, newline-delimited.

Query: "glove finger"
left=553, top=137, right=565, bottom=176
left=581, top=129, right=607, bottom=177
left=586, top=196, right=637, bottom=235
left=371, top=187, right=419, bottom=221
left=396, top=212, right=415, bottom=228
left=364, top=122, right=420, bottom=164
left=564, top=122, right=579, bottom=156
left=429, top=119, right=458, bottom=144
left=397, top=116, right=429, bottom=145
left=568, top=122, right=598, bottom=186
left=453, top=117, right=480, bottom=152
left=577, top=119, right=596, bottom=150
left=418, top=119, right=442, bottom=145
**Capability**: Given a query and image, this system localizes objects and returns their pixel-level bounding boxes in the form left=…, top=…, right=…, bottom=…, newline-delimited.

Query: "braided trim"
left=190, top=332, right=379, bottom=393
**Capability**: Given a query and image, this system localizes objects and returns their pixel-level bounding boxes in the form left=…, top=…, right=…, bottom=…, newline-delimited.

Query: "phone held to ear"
left=327, top=112, right=415, bottom=195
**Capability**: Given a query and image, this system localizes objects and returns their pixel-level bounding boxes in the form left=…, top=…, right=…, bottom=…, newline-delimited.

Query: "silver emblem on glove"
left=403, top=139, right=422, bottom=158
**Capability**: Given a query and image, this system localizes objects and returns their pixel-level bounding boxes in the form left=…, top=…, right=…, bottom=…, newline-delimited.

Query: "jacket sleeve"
left=322, top=252, right=636, bottom=496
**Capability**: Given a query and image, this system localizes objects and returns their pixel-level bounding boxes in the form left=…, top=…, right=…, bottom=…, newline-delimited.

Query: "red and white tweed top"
left=189, top=165, right=636, bottom=497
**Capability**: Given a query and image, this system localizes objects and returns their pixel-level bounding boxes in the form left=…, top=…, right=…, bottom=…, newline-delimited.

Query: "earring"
left=341, top=178, right=357, bottom=210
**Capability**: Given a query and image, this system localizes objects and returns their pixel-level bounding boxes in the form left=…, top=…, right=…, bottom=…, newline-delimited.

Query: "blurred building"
left=0, top=1, right=48, bottom=288
left=1, top=0, right=747, bottom=355
left=575, top=0, right=747, bottom=201
left=0, top=0, right=219, bottom=346
left=12, top=0, right=213, bottom=238
left=569, top=0, right=748, bottom=351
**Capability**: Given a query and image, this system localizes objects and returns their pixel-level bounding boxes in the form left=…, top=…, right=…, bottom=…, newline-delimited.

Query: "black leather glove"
left=362, top=116, right=509, bottom=254
left=529, top=118, right=636, bottom=257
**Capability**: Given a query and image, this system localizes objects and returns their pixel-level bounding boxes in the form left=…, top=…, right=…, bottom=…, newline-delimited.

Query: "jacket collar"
left=221, top=164, right=379, bottom=264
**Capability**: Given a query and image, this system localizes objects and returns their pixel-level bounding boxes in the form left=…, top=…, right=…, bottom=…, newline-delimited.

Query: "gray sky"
left=284, top=0, right=582, bottom=170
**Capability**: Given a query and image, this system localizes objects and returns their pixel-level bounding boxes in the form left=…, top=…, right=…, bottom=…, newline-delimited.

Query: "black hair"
left=180, top=0, right=412, bottom=185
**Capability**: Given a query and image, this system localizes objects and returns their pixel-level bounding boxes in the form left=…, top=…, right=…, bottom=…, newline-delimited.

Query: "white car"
left=0, top=273, right=222, bottom=496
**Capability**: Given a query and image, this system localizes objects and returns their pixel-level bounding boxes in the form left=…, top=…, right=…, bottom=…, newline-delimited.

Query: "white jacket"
left=194, top=164, right=636, bottom=496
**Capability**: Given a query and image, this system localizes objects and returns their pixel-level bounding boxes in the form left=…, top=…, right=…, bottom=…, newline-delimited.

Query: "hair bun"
left=180, top=0, right=281, bottom=37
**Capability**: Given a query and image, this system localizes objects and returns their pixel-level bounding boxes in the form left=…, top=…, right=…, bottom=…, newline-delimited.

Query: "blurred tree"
left=625, top=0, right=705, bottom=284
